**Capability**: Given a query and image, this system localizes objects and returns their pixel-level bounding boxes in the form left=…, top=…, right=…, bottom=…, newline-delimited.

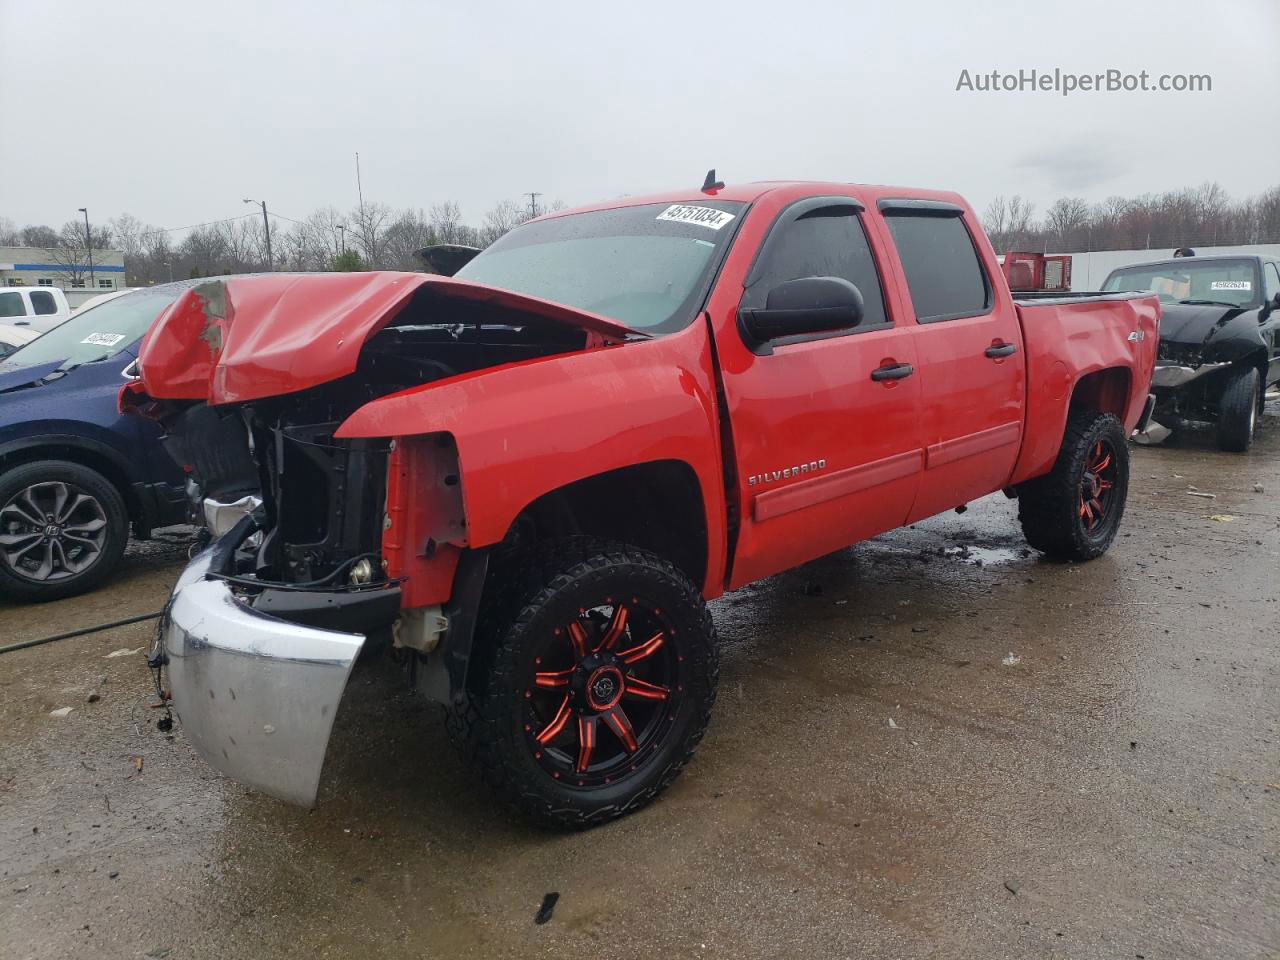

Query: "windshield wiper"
left=1177, top=299, right=1243, bottom=309
left=55, top=353, right=111, bottom=374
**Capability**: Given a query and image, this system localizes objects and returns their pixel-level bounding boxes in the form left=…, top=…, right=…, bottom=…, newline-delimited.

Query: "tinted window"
left=29, top=291, right=58, bottom=315
left=885, top=214, right=990, bottom=322
left=746, top=207, right=887, bottom=327
left=0, top=292, right=26, bottom=318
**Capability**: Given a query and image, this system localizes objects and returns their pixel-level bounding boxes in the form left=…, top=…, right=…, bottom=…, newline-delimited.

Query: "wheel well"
left=1069, top=367, right=1131, bottom=418
left=503, top=460, right=708, bottom=587
left=0, top=445, right=139, bottom=520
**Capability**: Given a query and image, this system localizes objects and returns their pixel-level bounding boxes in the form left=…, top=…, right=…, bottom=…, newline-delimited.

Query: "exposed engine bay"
left=143, top=286, right=606, bottom=592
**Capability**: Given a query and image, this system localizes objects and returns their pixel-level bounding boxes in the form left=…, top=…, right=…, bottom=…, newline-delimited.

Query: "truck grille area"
left=257, top=421, right=389, bottom=585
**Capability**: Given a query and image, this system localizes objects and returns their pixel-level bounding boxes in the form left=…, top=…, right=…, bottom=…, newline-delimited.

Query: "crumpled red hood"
left=136, top=272, right=642, bottom=405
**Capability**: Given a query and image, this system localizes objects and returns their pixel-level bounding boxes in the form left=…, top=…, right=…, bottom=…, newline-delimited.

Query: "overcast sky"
left=1, top=0, right=1277, bottom=235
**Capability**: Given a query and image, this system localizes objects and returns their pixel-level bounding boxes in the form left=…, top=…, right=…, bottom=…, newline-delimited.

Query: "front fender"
left=335, top=321, right=727, bottom=598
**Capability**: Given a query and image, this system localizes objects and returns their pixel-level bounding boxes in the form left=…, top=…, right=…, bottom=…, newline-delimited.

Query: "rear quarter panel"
left=1010, top=294, right=1158, bottom=485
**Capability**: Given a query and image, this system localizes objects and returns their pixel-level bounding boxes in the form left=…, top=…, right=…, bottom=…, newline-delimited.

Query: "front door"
left=710, top=196, right=925, bottom=588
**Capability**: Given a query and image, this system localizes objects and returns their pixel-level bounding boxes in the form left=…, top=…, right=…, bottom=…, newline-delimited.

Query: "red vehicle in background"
left=126, top=178, right=1158, bottom=827
left=1002, top=250, right=1073, bottom=293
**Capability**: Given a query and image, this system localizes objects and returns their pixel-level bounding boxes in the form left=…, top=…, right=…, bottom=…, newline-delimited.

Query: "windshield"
left=1102, top=258, right=1261, bottom=307
left=456, top=200, right=745, bottom=333
left=0, top=288, right=182, bottom=370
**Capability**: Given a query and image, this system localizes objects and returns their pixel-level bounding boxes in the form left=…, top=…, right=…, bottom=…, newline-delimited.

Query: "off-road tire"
left=446, top=537, right=718, bottom=830
left=0, top=460, right=129, bottom=602
left=1216, top=365, right=1260, bottom=453
left=1018, top=412, right=1129, bottom=562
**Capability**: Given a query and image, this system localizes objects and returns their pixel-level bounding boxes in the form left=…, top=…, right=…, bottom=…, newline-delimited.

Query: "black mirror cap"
left=739, top=276, right=865, bottom=346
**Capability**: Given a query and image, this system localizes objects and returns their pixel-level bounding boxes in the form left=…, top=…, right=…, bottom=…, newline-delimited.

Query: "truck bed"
left=1010, top=291, right=1159, bottom=485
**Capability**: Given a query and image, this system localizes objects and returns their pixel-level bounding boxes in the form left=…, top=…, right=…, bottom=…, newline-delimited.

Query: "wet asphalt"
left=1, top=410, right=1277, bottom=960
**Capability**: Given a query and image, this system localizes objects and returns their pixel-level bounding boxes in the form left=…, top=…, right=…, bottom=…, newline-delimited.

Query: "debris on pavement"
left=1185, top=491, right=1216, bottom=500
left=1002, top=654, right=1021, bottom=666
left=1203, top=514, right=1235, bottom=522
left=105, top=647, right=146, bottom=659
left=535, top=892, right=560, bottom=925
left=48, top=707, right=72, bottom=718
left=888, top=718, right=899, bottom=729
left=1004, top=879, right=1022, bottom=895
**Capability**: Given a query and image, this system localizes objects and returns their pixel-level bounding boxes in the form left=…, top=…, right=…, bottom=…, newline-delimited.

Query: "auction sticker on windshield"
left=1210, top=281, right=1251, bottom=291
left=656, top=205, right=736, bottom=230
left=81, top=333, right=126, bottom=347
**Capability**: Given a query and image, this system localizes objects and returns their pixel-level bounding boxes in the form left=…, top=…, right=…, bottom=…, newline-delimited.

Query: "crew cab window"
left=0, top=292, right=26, bottom=318
left=29, top=291, right=58, bottom=315
left=884, top=213, right=990, bottom=322
left=1264, top=263, right=1280, bottom=303
left=745, top=206, right=888, bottom=328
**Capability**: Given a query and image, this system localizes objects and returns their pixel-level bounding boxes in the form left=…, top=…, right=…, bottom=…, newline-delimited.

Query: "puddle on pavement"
left=939, top=544, right=1027, bottom=566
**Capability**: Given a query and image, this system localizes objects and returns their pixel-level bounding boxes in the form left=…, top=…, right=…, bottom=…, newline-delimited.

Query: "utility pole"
left=355, top=152, right=366, bottom=224
left=242, top=198, right=273, bottom=271
left=525, top=192, right=542, bottom=220
left=77, top=207, right=94, bottom=287
left=337, top=224, right=346, bottom=255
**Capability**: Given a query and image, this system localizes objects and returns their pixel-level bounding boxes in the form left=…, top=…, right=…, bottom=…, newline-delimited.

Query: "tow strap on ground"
left=0, top=612, right=164, bottom=656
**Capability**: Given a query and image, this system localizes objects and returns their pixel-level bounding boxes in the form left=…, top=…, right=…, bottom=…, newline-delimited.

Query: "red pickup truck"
left=128, top=180, right=1158, bottom=826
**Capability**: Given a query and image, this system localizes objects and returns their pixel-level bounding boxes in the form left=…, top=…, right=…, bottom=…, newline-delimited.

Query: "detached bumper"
left=161, top=548, right=366, bottom=807
left=1151, top=361, right=1229, bottom=389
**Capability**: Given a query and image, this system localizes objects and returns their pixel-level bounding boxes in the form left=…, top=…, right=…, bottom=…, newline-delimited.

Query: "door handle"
left=870, top=362, right=914, bottom=382
left=984, top=342, right=1018, bottom=359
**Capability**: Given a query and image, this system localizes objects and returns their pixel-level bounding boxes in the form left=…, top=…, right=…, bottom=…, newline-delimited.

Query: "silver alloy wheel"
left=0, top=481, right=109, bottom=582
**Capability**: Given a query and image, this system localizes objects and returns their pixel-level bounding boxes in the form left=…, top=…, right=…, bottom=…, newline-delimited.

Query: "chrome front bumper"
left=1151, top=361, right=1229, bottom=389
left=160, top=548, right=366, bottom=806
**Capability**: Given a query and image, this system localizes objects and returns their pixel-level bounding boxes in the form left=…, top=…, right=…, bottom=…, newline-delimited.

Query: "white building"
left=0, top=245, right=128, bottom=293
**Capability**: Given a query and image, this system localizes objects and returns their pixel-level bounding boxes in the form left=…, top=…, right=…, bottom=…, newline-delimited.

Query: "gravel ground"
left=1, top=409, right=1277, bottom=960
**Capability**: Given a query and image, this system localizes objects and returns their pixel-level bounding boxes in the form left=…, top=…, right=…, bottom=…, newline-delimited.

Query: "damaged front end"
left=1150, top=302, right=1268, bottom=423
left=129, top=273, right=637, bottom=805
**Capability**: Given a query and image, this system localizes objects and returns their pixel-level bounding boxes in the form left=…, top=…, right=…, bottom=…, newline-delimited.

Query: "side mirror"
left=739, top=276, right=864, bottom=347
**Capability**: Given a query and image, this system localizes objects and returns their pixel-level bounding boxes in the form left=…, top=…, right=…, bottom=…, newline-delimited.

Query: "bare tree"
left=1044, top=197, right=1091, bottom=247
left=479, top=199, right=531, bottom=247
left=428, top=202, right=464, bottom=244
left=383, top=209, right=438, bottom=271
left=296, top=206, right=348, bottom=270
left=0, top=217, right=19, bottom=246
left=351, top=201, right=392, bottom=268
left=20, top=224, right=60, bottom=248
left=180, top=224, right=232, bottom=277
left=982, top=195, right=1037, bottom=253
left=44, top=219, right=114, bottom=286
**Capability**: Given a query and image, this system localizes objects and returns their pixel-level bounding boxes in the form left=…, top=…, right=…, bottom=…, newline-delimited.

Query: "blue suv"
left=0, top=283, right=195, bottom=601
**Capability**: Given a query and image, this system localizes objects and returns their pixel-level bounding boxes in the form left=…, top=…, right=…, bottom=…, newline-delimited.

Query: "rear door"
left=877, top=201, right=1026, bottom=521
left=710, top=195, right=925, bottom=588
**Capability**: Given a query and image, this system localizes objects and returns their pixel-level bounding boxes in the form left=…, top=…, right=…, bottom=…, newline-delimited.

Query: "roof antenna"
left=701, top=169, right=725, bottom=193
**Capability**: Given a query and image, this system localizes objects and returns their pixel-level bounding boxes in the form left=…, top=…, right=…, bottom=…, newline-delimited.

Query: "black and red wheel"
left=1018, top=411, right=1130, bottom=561
left=448, top=539, right=717, bottom=829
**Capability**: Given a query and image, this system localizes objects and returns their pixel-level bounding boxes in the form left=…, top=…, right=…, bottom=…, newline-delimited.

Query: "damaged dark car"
left=1102, top=255, right=1280, bottom=451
